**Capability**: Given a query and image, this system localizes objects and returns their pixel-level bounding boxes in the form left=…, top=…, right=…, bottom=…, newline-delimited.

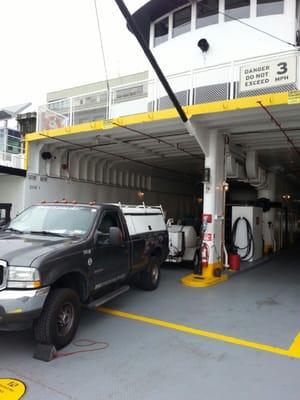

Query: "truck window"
left=0, top=209, right=6, bottom=226
left=8, top=205, right=97, bottom=237
left=98, top=212, right=124, bottom=238
left=0, top=209, right=5, bottom=220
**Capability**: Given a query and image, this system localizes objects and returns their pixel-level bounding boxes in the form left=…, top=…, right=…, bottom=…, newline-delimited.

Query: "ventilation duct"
left=225, top=154, right=237, bottom=177
left=226, top=155, right=246, bottom=181
left=246, top=151, right=258, bottom=180
left=250, top=167, right=268, bottom=189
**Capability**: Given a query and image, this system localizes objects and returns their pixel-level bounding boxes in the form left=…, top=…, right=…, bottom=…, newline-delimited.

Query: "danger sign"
left=0, top=378, right=26, bottom=400
left=240, top=56, right=297, bottom=92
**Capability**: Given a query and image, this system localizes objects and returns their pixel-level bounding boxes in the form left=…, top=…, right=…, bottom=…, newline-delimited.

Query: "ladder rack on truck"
left=114, top=202, right=164, bottom=215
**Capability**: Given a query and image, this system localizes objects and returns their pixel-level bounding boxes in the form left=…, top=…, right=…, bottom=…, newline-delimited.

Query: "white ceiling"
left=39, top=101, right=300, bottom=188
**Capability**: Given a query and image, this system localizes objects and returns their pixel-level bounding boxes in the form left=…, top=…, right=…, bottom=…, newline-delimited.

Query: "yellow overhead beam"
left=25, top=120, right=104, bottom=142
left=25, top=92, right=289, bottom=143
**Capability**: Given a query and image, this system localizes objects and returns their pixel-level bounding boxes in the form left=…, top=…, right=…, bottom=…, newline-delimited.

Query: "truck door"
left=92, top=210, right=130, bottom=289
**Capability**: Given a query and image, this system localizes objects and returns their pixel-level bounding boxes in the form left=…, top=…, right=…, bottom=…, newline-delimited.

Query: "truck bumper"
left=0, top=287, right=50, bottom=330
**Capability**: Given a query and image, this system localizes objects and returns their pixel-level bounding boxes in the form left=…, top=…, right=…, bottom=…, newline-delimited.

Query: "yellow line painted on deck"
left=98, top=306, right=300, bottom=359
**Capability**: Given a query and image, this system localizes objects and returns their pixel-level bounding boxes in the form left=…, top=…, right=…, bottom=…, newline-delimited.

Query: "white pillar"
left=202, top=131, right=226, bottom=276
left=27, top=142, right=45, bottom=174
left=181, top=128, right=228, bottom=287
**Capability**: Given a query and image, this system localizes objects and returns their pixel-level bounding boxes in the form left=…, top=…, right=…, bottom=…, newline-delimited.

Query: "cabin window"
left=196, top=0, right=219, bottom=28
left=173, top=5, right=192, bottom=37
left=225, top=0, right=250, bottom=21
left=154, top=17, right=169, bottom=46
left=257, top=0, right=284, bottom=16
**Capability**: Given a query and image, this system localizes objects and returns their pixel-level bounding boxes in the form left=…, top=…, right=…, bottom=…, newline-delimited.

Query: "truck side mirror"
left=109, top=227, right=123, bottom=246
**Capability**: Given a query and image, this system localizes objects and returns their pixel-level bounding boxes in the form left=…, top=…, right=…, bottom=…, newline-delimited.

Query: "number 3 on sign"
left=0, top=379, right=26, bottom=400
left=277, top=62, right=288, bottom=75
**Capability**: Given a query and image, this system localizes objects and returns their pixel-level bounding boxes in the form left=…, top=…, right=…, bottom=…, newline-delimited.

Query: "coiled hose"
left=232, top=217, right=254, bottom=260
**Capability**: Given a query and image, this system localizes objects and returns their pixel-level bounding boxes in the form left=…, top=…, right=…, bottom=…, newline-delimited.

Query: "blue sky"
left=0, top=0, right=148, bottom=109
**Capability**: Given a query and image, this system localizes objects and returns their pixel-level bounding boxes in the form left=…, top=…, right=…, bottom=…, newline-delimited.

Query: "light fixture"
left=137, top=191, right=145, bottom=200
left=282, top=194, right=291, bottom=200
left=202, top=168, right=210, bottom=183
left=198, top=38, right=209, bottom=52
left=223, top=182, right=229, bottom=192
left=41, top=151, right=52, bottom=160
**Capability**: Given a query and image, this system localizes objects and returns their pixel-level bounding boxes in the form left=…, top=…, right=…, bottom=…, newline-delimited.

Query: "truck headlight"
left=7, top=267, right=41, bottom=289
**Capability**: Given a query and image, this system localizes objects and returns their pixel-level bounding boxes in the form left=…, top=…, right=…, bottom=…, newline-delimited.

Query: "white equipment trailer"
left=166, top=220, right=200, bottom=268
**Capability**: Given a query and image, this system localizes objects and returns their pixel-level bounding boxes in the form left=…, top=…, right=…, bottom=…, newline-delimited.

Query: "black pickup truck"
left=0, top=202, right=168, bottom=349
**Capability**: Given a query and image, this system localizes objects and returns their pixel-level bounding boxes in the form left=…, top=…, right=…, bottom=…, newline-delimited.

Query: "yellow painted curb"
left=181, top=273, right=228, bottom=287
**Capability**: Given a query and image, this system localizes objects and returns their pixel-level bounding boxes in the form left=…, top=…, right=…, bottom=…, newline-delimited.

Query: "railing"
left=37, top=50, right=299, bottom=131
left=0, top=151, right=25, bottom=170
left=0, top=128, right=25, bottom=170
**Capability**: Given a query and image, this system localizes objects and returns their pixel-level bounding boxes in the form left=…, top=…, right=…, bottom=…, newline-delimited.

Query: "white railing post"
left=229, top=60, right=235, bottom=100
left=155, top=79, right=160, bottom=111
left=69, top=98, right=73, bottom=126
left=108, top=87, right=113, bottom=120
left=3, top=121, right=8, bottom=154
left=189, top=69, right=194, bottom=106
left=296, top=53, right=300, bottom=90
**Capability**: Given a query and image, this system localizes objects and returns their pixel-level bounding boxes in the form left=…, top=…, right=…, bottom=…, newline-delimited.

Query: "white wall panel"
left=23, top=175, right=196, bottom=220
left=0, top=175, right=26, bottom=217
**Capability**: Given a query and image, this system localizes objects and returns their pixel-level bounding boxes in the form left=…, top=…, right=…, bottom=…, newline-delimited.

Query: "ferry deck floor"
left=1, top=246, right=300, bottom=399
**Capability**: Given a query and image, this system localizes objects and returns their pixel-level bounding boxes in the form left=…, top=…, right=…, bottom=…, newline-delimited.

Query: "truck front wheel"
left=33, top=288, right=80, bottom=350
left=137, top=259, right=161, bottom=291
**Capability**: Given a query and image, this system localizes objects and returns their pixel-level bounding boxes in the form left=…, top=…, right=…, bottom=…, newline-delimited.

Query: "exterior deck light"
left=137, top=191, right=145, bottom=200
left=198, top=38, right=209, bottom=52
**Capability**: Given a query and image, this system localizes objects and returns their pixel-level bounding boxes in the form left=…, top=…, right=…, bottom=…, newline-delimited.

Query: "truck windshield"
left=6, top=205, right=98, bottom=237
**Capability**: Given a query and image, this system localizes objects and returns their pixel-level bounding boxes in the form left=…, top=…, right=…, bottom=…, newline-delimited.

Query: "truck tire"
left=33, top=288, right=80, bottom=350
left=137, top=259, right=160, bottom=291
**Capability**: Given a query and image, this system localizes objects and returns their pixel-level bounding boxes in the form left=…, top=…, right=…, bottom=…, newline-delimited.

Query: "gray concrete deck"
left=1, top=247, right=300, bottom=399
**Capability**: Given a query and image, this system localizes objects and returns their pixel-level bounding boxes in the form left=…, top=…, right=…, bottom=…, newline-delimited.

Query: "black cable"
left=93, top=0, right=110, bottom=94
left=258, top=101, right=300, bottom=158
left=54, top=339, right=109, bottom=358
left=114, top=0, right=189, bottom=123
left=199, top=2, right=296, bottom=48
left=232, top=217, right=254, bottom=260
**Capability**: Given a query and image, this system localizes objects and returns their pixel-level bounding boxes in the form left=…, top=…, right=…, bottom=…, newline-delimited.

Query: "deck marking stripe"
left=97, top=306, right=300, bottom=359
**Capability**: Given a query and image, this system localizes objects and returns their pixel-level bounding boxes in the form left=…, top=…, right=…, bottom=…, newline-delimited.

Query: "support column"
left=182, top=128, right=228, bottom=288
left=27, top=142, right=45, bottom=174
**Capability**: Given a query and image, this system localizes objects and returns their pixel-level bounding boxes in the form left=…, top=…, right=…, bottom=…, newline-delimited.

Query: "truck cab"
left=0, top=202, right=168, bottom=349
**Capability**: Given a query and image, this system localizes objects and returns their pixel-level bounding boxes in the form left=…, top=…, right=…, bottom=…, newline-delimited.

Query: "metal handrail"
left=37, top=49, right=299, bottom=131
